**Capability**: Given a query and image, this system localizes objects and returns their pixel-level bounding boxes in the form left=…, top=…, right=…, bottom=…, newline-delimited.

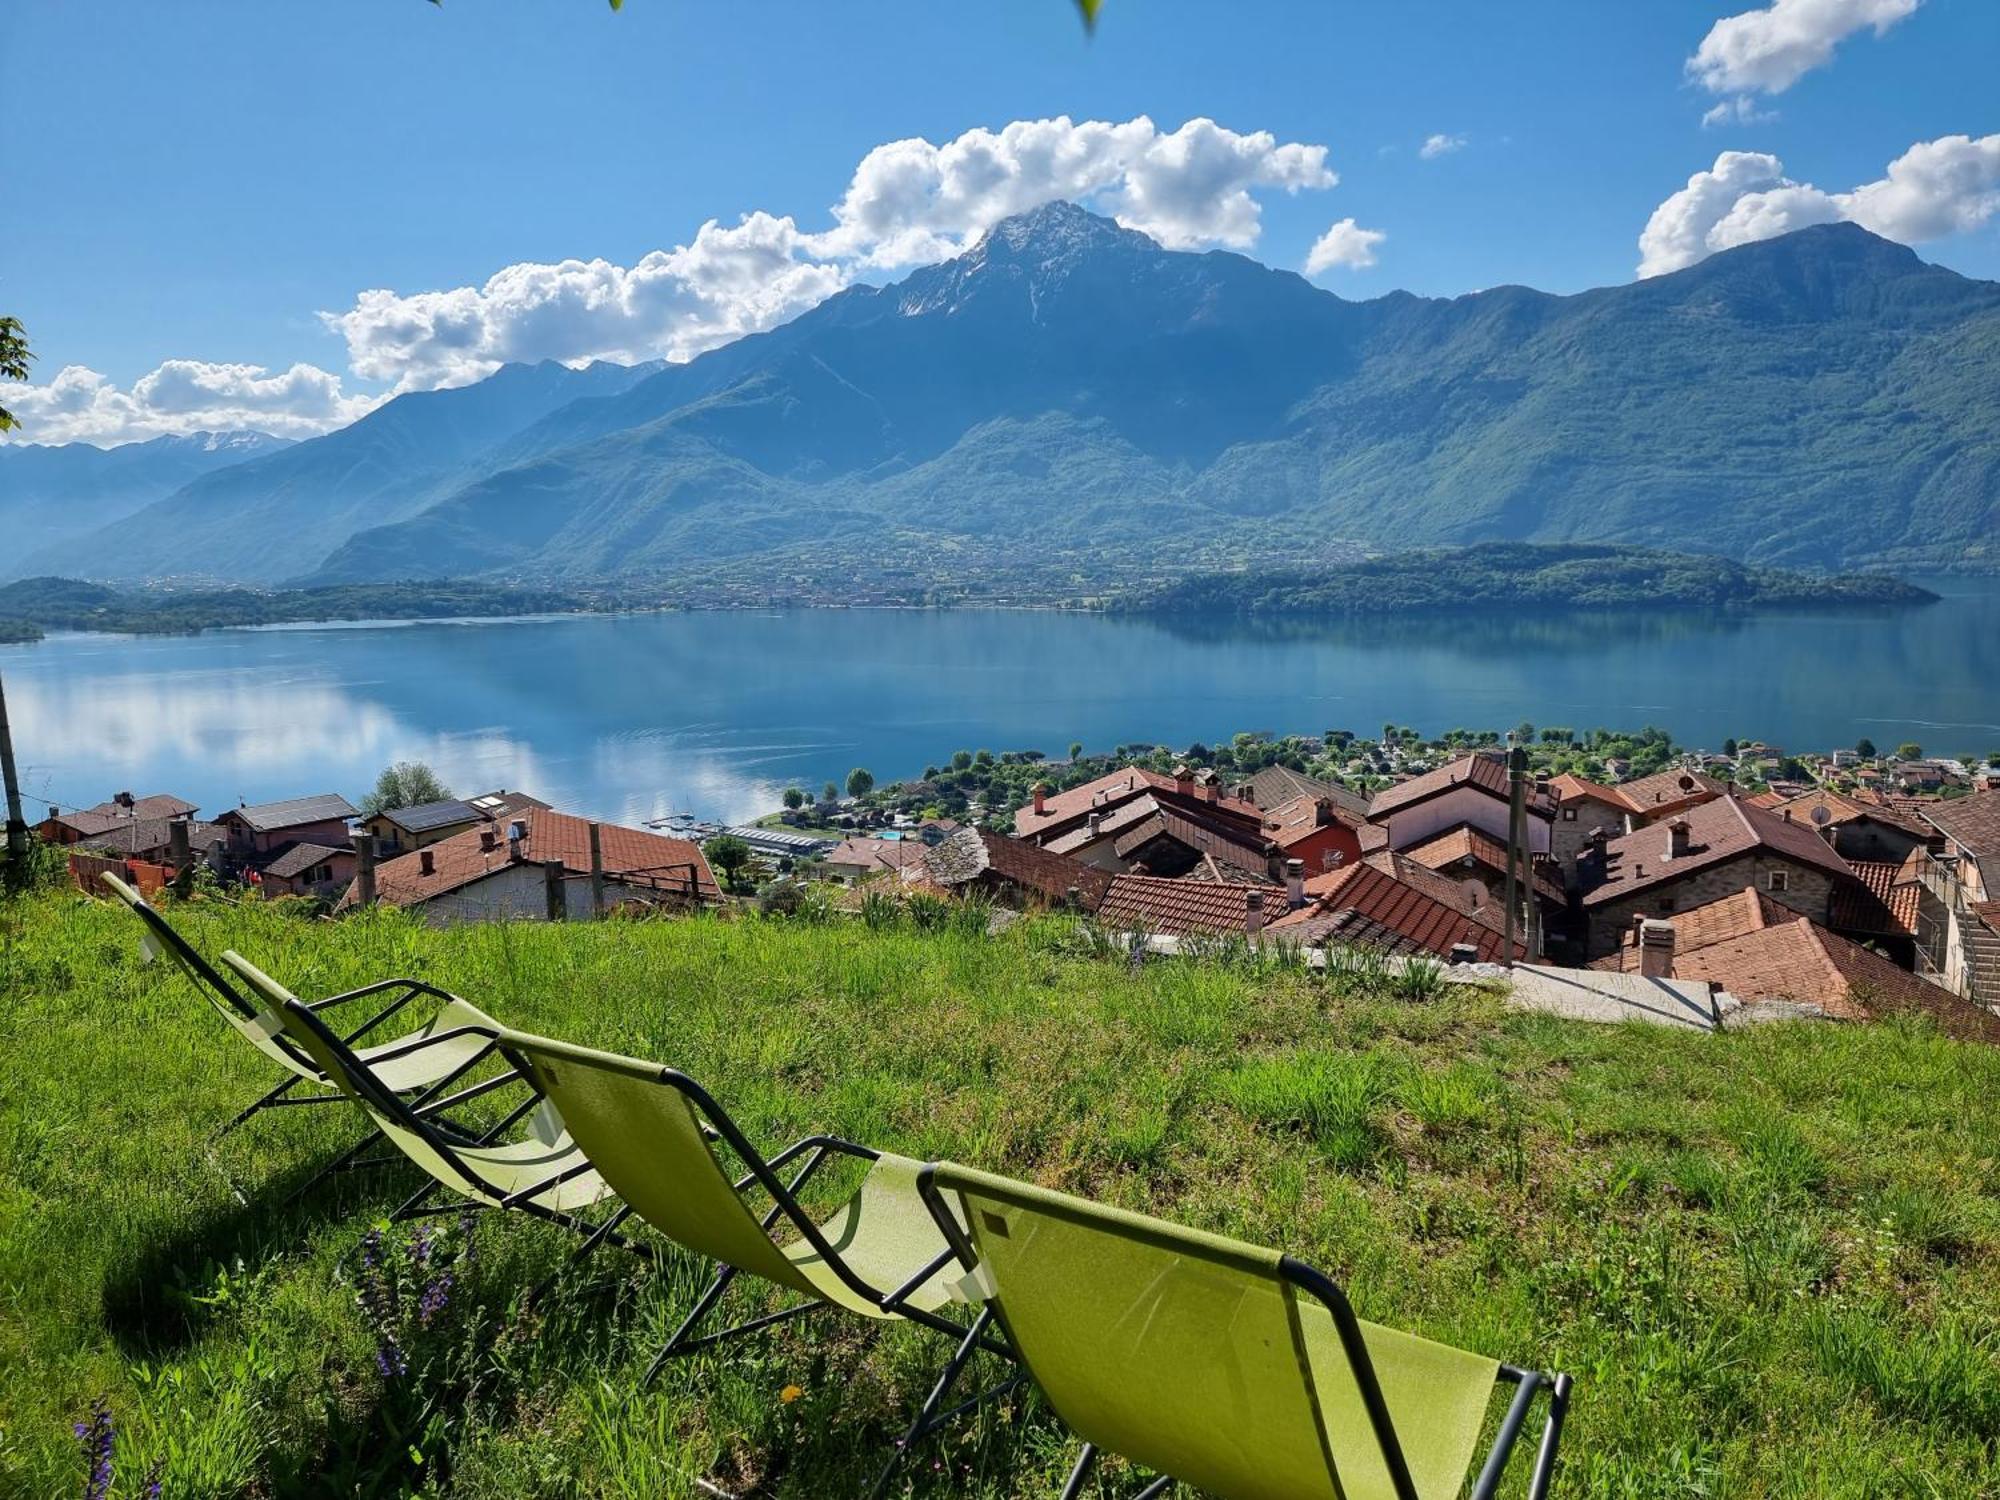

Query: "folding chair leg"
left=1059, top=1444, right=1099, bottom=1500
left=1525, top=1374, right=1573, bottom=1500
left=866, top=1307, right=1024, bottom=1500
left=526, top=1205, right=635, bottom=1306
left=280, top=1130, right=377, bottom=1207
left=211, top=1074, right=302, bottom=1141
left=639, top=1263, right=740, bottom=1391
left=390, top=1179, right=445, bottom=1223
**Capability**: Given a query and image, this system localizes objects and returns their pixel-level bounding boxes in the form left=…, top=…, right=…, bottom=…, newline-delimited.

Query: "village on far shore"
left=34, top=724, right=2000, bottom=1038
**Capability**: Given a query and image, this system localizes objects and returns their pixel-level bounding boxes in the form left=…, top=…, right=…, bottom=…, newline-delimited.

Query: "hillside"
left=1127, top=544, right=1941, bottom=614
left=13, top=360, right=662, bottom=585
left=0, top=430, right=292, bottom=558
left=307, top=206, right=2000, bottom=585
left=1, top=889, right=1995, bottom=1495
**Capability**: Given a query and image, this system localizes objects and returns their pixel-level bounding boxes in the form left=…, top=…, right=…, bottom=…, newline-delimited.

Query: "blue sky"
left=4, top=0, right=1997, bottom=444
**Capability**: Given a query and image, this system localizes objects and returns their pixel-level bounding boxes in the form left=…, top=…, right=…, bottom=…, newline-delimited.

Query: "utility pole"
left=1503, top=743, right=1528, bottom=967
left=0, top=664, right=29, bottom=864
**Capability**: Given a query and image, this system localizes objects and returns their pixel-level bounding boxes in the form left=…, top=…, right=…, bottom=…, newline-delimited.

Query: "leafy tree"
left=1854, top=737, right=1877, bottom=759
left=846, top=766, right=875, bottom=798
left=1722, top=738, right=1738, bottom=757
left=0, top=318, right=29, bottom=432
left=781, top=787, right=805, bottom=810
left=360, top=760, right=452, bottom=816
left=703, top=833, right=753, bottom=892
left=1897, top=742, right=1923, bottom=762
left=951, top=750, right=973, bottom=772
left=1068, top=741, right=1083, bottom=760
left=821, top=781, right=839, bottom=803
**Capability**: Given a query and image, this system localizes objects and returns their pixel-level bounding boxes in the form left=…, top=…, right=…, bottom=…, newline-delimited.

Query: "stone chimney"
left=419, top=849, right=435, bottom=876
left=1031, top=782, right=1049, bottom=816
left=1245, top=888, right=1265, bottom=937
left=1173, top=764, right=1194, bottom=792
left=1638, top=918, right=1676, bottom=978
left=352, top=831, right=378, bottom=907
left=168, top=817, right=191, bottom=868
left=1666, top=818, right=1691, bottom=859
left=1204, top=776, right=1220, bottom=804
left=1285, top=858, right=1306, bottom=909
left=1086, top=811, right=1103, bottom=838
left=1314, top=796, right=1334, bottom=826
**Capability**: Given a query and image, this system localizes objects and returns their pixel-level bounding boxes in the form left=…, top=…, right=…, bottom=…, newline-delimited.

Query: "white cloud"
left=1419, top=133, right=1466, bottom=160
left=2, top=360, right=379, bottom=447
left=1688, top=0, right=1919, bottom=96
left=1304, top=218, right=1386, bottom=274
left=1700, top=95, right=1781, bottom=130
left=324, top=115, right=1342, bottom=392
left=1637, top=134, right=2000, bottom=276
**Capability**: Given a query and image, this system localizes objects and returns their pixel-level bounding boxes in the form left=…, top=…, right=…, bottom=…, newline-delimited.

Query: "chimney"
left=1173, top=764, right=1194, bottom=792
left=1638, top=919, right=1676, bottom=978
left=1448, top=942, right=1479, bottom=965
left=115, top=791, right=134, bottom=812
left=352, top=831, right=378, bottom=907
left=1314, top=796, right=1334, bottom=827
left=1235, top=782, right=1255, bottom=803
left=1781, top=808, right=1792, bottom=823
left=1285, top=858, right=1305, bottom=909
left=1031, top=782, right=1049, bottom=816
left=1245, top=888, right=1265, bottom=937
left=507, top=819, right=528, bottom=860
left=479, top=828, right=497, bottom=852
left=1666, top=818, right=1691, bottom=859
left=1204, top=777, right=1220, bottom=804
left=1087, top=812, right=1103, bottom=838
left=168, top=818, right=191, bottom=868
left=419, top=849, right=435, bottom=876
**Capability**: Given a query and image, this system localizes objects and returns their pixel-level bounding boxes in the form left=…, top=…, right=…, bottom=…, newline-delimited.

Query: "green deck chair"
left=917, top=1162, right=1573, bottom=1500
left=223, top=954, right=646, bottom=1267
left=492, top=1029, right=1022, bottom=1487
left=101, top=872, right=497, bottom=1155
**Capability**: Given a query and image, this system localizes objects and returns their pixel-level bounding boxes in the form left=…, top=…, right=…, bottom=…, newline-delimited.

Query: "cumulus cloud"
left=2, top=360, right=379, bottom=447
left=1637, top=134, right=2000, bottom=276
left=1688, top=0, right=1919, bottom=96
left=1304, top=219, right=1386, bottom=274
left=1700, top=95, right=1781, bottom=130
left=324, top=115, right=1342, bottom=392
left=1419, top=133, right=1466, bottom=160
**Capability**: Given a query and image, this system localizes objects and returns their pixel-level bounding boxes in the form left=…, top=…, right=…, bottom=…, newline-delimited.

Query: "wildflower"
left=355, top=1227, right=408, bottom=1379
left=780, top=1384, right=804, bottom=1404
left=143, top=1460, right=164, bottom=1498
left=73, top=1396, right=114, bottom=1500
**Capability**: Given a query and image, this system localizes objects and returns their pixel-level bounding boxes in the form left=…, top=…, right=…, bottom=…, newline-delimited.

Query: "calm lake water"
left=5, top=577, right=1997, bottom=829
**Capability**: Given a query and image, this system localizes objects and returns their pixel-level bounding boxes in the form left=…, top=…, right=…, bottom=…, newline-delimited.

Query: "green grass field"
left=2, top=885, right=1997, bottom=1497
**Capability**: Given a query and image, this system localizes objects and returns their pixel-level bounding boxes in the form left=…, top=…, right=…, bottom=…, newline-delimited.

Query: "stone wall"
left=1583, top=852, right=1839, bottom=958
left=1552, top=800, right=1627, bottom=886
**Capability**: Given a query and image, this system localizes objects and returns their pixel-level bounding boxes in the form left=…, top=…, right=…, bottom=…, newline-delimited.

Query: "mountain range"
left=8, top=202, right=1998, bottom=587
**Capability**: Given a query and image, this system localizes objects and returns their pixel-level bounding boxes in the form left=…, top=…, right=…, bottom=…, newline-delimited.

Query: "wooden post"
left=0, top=666, right=28, bottom=864
left=1504, top=745, right=1528, bottom=967
left=588, top=822, right=606, bottom=919
left=352, top=831, right=378, bottom=907
left=543, top=858, right=566, bottom=921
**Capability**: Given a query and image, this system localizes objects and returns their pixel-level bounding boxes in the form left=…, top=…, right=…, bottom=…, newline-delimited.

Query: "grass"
left=2, top=886, right=1998, bottom=1497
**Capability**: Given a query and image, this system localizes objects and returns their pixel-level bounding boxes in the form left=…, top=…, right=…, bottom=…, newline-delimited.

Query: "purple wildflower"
left=355, top=1227, right=407, bottom=1380
left=142, top=1459, right=164, bottom=1498
left=74, top=1396, right=114, bottom=1500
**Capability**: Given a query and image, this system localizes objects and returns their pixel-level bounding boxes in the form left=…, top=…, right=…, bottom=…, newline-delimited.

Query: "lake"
left=5, top=577, right=1998, bottom=829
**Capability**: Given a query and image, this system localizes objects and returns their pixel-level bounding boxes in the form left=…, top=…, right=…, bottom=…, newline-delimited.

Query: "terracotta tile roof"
left=1370, top=753, right=1555, bottom=820
left=1773, top=788, right=1928, bottom=837
left=1744, top=789, right=1788, bottom=810
left=1261, top=906, right=1431, bottom=957
left=1246, top=764, right=1370, bottom=819
left=917, top=828, right=1112, bottom=908
left=827, top=837, right=930, bottom=874
left=1014, top=766, right=1261, bottom=839
left=65, top=816, right=224, bottom=858
left=339, top=809, right=716, bottom=911
left=1260, top=793, right=1384, bottom=852
left=1833, top=860, right=1919, bottom=935
left=1670, top=918, right=1998, bottom=1041
left=1097, top=874, right=1274, bottom=937
left=1042, top=796, right=1165, bottom=854
left=1113, top=806, right=1272, bottom=877
left=1548, top=773, right=1629, bottom=811
left=1403, top=823, right=1566, bottom=905
left=1282, top=860, right=1519, bottom=961
left=50, top=793, right=200, bottom=837
left=1580, top=795, right=1857, bottom=907
left=1589, top=887, right=1790, bottom=972
left=1611, top=767, right=1728, bottom=818
left=1919, top=789, right=2000, bottom=860
left=1358, top=849, right=1509, bottom=937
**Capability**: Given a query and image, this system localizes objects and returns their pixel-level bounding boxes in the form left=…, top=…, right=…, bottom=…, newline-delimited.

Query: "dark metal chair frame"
left=482, top=1045, right=1022, bottom=1495
left=914, top=1165, right=1573, bottom=1500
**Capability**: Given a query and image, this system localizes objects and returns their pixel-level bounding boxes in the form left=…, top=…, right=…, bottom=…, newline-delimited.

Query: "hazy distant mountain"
left=308, top=204, right=2000, bottom=583
left=0, top=430, right=292, bottom=564
left=18, top=359, right=663, bottom=584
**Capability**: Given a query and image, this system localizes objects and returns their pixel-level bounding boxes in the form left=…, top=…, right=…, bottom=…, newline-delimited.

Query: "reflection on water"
left=3, top=579, right=1996, bottom=827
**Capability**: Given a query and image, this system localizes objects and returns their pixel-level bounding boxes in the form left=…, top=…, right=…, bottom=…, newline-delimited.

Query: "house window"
left=1768, top=869, right=1789, bottom=893
left=1562, top=808, right=1577, bottom=821
left=1322, top=849, right=1345, bottom=870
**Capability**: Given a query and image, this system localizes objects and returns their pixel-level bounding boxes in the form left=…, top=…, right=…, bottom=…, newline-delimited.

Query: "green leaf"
left=1076, top=0, right=1102, bottom=29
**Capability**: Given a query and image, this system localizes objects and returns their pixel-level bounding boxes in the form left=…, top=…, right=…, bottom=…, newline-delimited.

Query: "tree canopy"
left=360, top=760, right=453, bottom=816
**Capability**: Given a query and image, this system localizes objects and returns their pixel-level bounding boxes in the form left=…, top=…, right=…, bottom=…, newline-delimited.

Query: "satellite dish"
left=1810, top=804, right=1832, bottom=826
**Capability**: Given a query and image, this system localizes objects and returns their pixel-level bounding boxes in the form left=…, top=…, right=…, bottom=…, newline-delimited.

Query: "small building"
left=1403, top=822, right=1567, bottom=924
left=1018, top=765, right=1271, bottom=874
left=338, top=808, right=717, bottom=925
left=1577, top=795, right=1863, bottom=959
left=1265, top=858, right=1523, bottom=963
left=36, top=791, right=199, bottom=846
left=359, top=798, right=486, bottom=856
left=1546, top=773, right=1632, bottom=883
left=1096, top=874, right=1284, bottom=940
left=1367, top=753, right=1555, bottom=855
left=1768, top=788, right=1928, bottom=865
left=216, top=793, right=358, bottom=859
left=912, top=827, right=1112, bottom=910
left=254, top=842, right=355, bottom=901
left=823, top=836, right=930, bottom=883
left=1911, top=790, right=2000, bottom=1011
left=1609, top=767, right=1728, bottom=827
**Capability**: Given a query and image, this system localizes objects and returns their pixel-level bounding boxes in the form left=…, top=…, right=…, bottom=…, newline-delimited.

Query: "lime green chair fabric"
left=928, top=1162, right=1501, bottom=1500
left=103, top=872, right=494, bottom=1093
left=222, top=952, right=613, bottom=1219
left=497, top=1029, right=960, bottom=1317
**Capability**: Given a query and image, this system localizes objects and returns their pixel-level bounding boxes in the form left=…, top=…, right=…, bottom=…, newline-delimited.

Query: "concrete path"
left=1502, top=964, right=1733, bottom=1031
